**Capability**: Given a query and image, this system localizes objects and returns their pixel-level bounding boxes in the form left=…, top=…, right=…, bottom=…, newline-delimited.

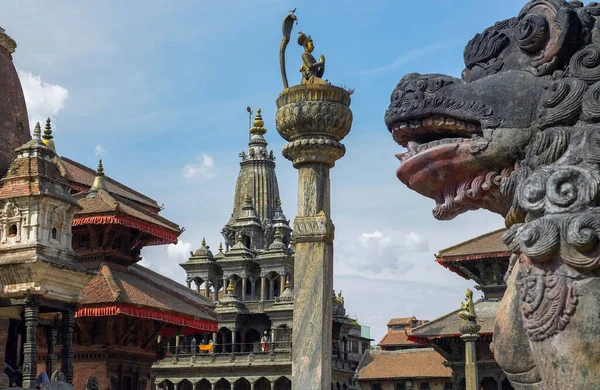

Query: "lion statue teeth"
left=386, top=1, right=600, bottom=388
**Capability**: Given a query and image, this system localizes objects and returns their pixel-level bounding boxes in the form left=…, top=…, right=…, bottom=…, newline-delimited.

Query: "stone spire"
left=222, top=108, right=289, bottom=251
left=0, top=26, right=32, bottom=178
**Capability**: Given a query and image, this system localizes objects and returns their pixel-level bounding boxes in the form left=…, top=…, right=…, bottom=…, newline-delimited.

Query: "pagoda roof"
left=436, top=229, right=508, bottom=262
left=378, top=330, right=420, bottom=348
left=408, top=300, right=499, bottom=342
left=73, top=189, right=181, bottom=245
left=355, top=348, right=451, bottom=381
left=387, top=317, right=417, bottom=327
left=77, top=263, right=217, bottom=333
left=57, top=157, right=160, bottom=210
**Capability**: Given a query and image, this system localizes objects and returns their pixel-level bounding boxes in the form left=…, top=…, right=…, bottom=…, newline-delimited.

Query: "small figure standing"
left=298, top=32, right=327, bottom=85
left=261, top=330, right=271, bottom=352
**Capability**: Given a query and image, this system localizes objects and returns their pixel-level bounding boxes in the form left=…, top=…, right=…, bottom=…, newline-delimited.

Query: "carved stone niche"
left=1, top=202, right=21, bottom=244
left=50, top=206, right=66, bottom=243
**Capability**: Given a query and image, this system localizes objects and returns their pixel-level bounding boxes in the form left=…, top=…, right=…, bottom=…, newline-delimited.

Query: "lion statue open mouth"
left=386, top=1, right=600, bottom=388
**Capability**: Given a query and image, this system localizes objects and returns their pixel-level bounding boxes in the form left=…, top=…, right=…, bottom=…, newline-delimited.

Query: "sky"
left=3, top=0, right=527, bottom=344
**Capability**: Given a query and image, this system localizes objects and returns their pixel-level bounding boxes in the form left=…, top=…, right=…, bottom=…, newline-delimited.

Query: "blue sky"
left=5, top=0, right=527, bottom=343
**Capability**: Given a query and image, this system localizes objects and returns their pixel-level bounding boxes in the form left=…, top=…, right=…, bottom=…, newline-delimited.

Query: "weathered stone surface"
left=276, top=83, right=352, bottom=389
left=385, top=1, right=600, bottom=388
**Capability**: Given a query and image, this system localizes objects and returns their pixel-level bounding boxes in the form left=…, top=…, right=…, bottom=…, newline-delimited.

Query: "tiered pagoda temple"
left=0, top=25, right=218, bottom=390
left=407, top=229, right=513, bottom=390
left=152, top=110, right=371, bottom=390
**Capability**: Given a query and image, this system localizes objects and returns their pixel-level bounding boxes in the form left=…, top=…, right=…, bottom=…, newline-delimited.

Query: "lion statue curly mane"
left=385, top=1, right=600, bottom=388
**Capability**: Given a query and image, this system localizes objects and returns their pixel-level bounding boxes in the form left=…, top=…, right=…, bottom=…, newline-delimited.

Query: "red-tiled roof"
left=73, top=189, right=181, bottom=245
left=378, top=330, right=419, bottom=347
left=57, top=157, right=159, bottom=210
left=355, top=349, right=451, bottom=380
left=387, top=317, right=416, bottom=327
left=77, top=263, right=217, bottom=332
left=436, top=229, right=508, bottom=260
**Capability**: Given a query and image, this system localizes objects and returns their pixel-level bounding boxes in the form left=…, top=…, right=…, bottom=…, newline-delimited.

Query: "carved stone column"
left=276, top=84, right=352, bottom=389
left=212, top=279, right=218, bottom=303
left=231, top=330, right=237, bottom=353
left=61, top=309, right=75, bottom=384
left=22, top=296, right=40, bottom=388
left=460, top=321, right=481, bottom=390
left=260, top=276, right=267, bottom=301
left=241, top=278, right=247, bottom=301
left=45, top=326, right=57, bottom=378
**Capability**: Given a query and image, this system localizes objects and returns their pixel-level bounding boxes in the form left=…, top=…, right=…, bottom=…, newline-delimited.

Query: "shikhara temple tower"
left=156, top=110, right=369, bottom=390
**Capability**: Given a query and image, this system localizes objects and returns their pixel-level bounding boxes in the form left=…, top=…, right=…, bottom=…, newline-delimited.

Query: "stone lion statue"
left=385, top=1, right=600, bottom=388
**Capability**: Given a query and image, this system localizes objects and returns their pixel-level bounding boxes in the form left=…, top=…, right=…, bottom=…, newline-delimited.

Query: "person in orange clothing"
left=261, top=331, right=270, bottom=352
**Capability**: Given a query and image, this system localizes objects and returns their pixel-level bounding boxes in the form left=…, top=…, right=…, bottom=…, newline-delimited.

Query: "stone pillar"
left=250, top=381, right=255, bottom=390
left=260, top=276, right=267, bottom=301
left=61, top=309, right=75, bottom=383
left=22, top=296, right=40, bottom=389
left=196, top=281, right=200, bottom=294
left=45, top=327, right=57, bottom=377
left=270, top=380, right=276, bottom=390
left=276, top=83, right=352, bottom=389
left=213, top=280, right=218, bottom=303
left=269, top=279, right=274, bottom=300
left=175, top=334, right=181, bottom=354
left=242, top=278, right=247, bottom=301
left=205, top=281, right=210, bottom=298
left=271, top=329, right=276, bottom=351
left=231, top=330, right=237, bottom=353
left=211, top=382, right=216, bottom=390
left=186, top=279, right=191, bottom=289
left=460, top=321, right=481, bottom=390
left=0, top=318, right=9, bottom=368
left=280, top=274, right=286, bottom=293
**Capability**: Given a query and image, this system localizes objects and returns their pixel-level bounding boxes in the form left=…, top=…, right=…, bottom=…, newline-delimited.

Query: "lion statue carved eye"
left=517, top=13, right=550, bottom=54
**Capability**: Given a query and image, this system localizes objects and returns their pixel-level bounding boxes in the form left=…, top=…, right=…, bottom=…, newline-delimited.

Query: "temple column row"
left=21, top=296, right=75, bottom=388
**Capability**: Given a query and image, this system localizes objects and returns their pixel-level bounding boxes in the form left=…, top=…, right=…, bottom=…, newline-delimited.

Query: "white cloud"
left=182, top=153, right=217, bottom=180
left=94, top=144, right=107, bottom=157
left=341, top=230, right=429, bottom=272
left=17, top=69, right=69, bottom=130
left=140, top=239, right=194, bottom=285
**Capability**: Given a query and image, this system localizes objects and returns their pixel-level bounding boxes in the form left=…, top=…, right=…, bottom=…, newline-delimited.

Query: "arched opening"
left=215, top=378, right=231, bottom=390
left=502, top=378, right=513, bottom=390
left=480, top=377, right=497, bottom=390
left=51, top=227, right=57, bottom=239
left=245, top=328, right=261, bottom=352
left=255, top=378, right=270, bottom=390
left=158, top=380, right=174, bottom=390
left=196, top=379, right=211, bottom=390
left=8, top=224, right=17, bottom=237
left=177, top=380, right=193, bottom=390
left=245, top=277, right=252, bottom=298
left=243, top=234, right=251, bottom=249
left=336, top=382, right=341, bottom=390
left=274, top=376, right=291, bottom=390
left=234, top=378, right=251, bottom=390
left=217, top=327, right=232, bottom=353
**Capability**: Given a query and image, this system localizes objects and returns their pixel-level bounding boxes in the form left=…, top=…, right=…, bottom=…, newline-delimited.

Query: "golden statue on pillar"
left=297, top=32, right=327, bottom=85
left=459, top=289, right=476, bottom=322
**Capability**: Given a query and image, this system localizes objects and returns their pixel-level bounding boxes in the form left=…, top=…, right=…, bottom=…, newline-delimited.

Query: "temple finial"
left=218, top=242, right=223, bottom=252
left=42, top=117, right=56, bottom=151
left=202, top=237, right=206, bottom=246
left=250, top=108, right=267, bottom=136
left=89, top=159, right=107, bottom=193
left=227, top=281, right=234, bottom=294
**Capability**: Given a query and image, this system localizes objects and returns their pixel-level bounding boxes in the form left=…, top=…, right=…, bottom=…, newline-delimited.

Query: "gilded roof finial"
left=218, top=242, right=223, bottom=252
left=276, top=197, right=282, bottom=207
left=89, top=159, right=107, bottom=193
left=285, top=273, right=291, bottom=288
left=227, top=281, right=234, bottom=294
left=250, top=108, right=267, bottom=136
left=201, top=237, right=207, bottom=247
left=33, top=122, right=42, bottom=140
left=43, top=117, right=56, bottom=152
left=244, top=194, right=252, bottom=205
